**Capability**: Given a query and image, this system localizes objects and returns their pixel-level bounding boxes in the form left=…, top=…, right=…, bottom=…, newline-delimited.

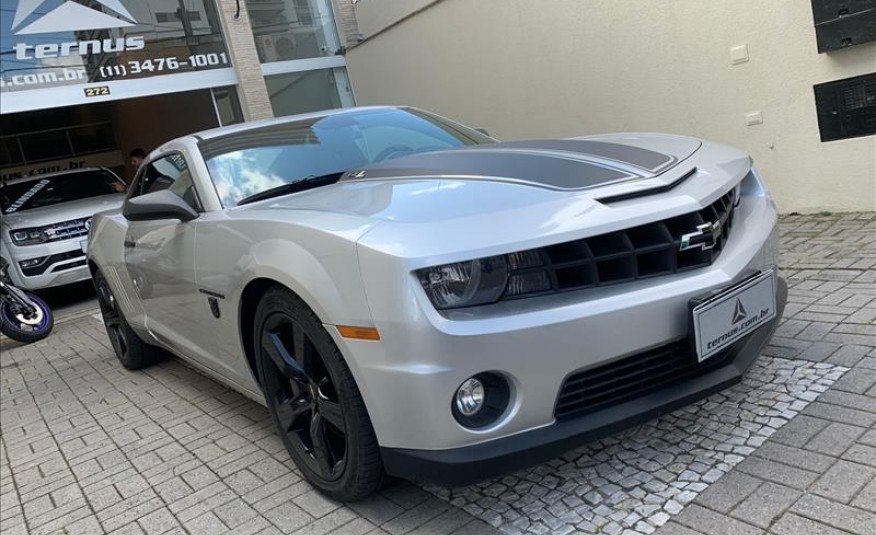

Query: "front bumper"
left=381, top=277, right=786, bottom=486
left=0, top=239, right=90, bottom=290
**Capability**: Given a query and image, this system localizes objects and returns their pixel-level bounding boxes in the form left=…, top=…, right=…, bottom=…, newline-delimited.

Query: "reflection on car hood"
left=1, top=194, right=126, bottom=229
left=248, top=178, right=577, bottom=223
left=340, top=133, right=702, bottom=190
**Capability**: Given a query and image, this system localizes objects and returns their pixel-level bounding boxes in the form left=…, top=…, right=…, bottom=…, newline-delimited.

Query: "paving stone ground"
left=424, top=357, right=849, bottom=534
left=0, top=315, right=499, bottom=535
left=658, top=212, right=876, bottom=535
left=1, top=212, right=873, bottom=535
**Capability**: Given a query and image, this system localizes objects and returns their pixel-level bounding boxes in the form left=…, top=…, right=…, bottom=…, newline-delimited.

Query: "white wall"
left=347, top=0, right=876, bottom=213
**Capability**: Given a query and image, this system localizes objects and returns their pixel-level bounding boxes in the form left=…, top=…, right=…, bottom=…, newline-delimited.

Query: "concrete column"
left=332, top=0, right=362, bottom=47
left=217, top=0, right=273, bottom=121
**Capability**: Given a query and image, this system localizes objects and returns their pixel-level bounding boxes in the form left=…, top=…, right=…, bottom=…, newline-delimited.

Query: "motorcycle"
left=0, top=262, right=53, bottom=343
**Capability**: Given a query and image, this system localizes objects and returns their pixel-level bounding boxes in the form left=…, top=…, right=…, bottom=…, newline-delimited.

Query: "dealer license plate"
left=80, top=239, right=88, bottom=253
left=692, top=271, right=777, bottom=362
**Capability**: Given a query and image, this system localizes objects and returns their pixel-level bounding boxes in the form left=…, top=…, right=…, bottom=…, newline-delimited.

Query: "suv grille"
left=44, top=217, right=90, bottom=242
left=554, top=340, right=733, bottom=419
left=505, top=189, right=737, bottom=298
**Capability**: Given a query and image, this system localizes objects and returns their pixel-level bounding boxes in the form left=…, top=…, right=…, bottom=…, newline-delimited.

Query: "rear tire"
left=94, top=271, right=163, bottom=370
left=254, top=286, right=385, bottom=501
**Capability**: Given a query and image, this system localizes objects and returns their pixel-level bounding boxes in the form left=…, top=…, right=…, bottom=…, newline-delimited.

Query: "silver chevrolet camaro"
left=87, top=106, right=786, bottom=500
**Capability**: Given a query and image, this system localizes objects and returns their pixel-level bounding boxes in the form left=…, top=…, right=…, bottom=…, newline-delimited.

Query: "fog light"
left=19, top=257, right=45, bottom=269
left=452, top=372, right=511, bottom=429
left=455, top=377, right=485, bottom=416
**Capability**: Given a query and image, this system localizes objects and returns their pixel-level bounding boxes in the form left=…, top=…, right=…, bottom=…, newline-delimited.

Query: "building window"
left=245, top=0, right=342, bottom=62
left=155, top=11, right=203, bottom=24
left=212, top=87, right=245, bottom=126
left=3, top=122, right=118, bottom=165
left=266, top=68, right=354, bottom=117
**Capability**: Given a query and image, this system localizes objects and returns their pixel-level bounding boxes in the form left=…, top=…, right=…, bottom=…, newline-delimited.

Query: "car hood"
left=236, top=133, right=753, bottom=260
left=242, top=133, right=704, bottom=224
left=340, top=133, right=702, bottom=190
left=1, top=193, right=126, bottom=230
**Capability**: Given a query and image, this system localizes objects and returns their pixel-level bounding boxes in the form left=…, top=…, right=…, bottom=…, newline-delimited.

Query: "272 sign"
left=83, top=86, right=111, bottom=98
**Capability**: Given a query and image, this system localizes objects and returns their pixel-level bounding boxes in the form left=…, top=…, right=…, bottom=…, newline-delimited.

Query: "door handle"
left=123, top=239, right=136, bottom=249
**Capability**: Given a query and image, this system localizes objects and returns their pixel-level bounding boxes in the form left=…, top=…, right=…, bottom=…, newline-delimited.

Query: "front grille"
left=505, top=189, right=737, bottom=298
left=44, top=217, right=90, bottom=242
left=21, top=250, right=85, bottom=276
left=555, top=340, right=733, bottom=419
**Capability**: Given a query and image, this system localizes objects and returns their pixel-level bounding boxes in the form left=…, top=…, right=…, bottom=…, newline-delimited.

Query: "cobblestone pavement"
left=1, top=213, right=873, bottom=535
left=425, top=358, right=848, bottom=534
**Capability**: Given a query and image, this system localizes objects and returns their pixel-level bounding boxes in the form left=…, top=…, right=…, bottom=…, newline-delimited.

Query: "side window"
left=129, top=153, right=201, bottom=211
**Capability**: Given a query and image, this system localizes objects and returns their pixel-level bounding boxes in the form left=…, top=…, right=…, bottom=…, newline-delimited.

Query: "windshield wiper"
left=237, top=172, right=344, bottom=206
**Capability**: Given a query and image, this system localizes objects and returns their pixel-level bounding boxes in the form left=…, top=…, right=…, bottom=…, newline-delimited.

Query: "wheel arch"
left=238, top=276, right=346, bottom=390
left=87, top=259, right=100, bottom=278
left=238, top=277, right=279, bottom=390
left=233, top=236, right=374, bottom=389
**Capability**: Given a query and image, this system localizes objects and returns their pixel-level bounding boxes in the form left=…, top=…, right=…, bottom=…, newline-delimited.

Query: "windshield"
left=1, top=169, right=125, bottom=214
left=201, top=108, right=494, bottom=207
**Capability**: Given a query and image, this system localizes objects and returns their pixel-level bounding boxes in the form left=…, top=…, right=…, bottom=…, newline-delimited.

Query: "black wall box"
left=814, top=73, right=876, bottom=142
left=811, top=0, right=876, bottom=52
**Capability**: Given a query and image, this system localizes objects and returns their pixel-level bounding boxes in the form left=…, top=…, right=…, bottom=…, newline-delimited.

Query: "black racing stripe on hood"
left=344, top=150, right=632, bottom=190
left=471, top=140, right=674, bottom=171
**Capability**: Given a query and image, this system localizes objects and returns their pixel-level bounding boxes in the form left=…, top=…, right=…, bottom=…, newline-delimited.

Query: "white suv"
left=1, top=168, right=126, bottom=290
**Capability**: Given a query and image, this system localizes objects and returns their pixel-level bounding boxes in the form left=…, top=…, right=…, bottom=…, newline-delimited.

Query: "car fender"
left=87, top=211, right=149, bottom=334
left=223, top=236, right=377, bottom=408
left=235, top=237, right=374, bottom=328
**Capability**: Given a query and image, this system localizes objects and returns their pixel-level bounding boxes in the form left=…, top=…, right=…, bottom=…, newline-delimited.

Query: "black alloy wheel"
left=97, top=276, right=128, bottom=359
left=255, top=287, right=384, bottom=501
left=261, top=312, right=348, bottom=481
left=94, top=271, right=162, bottom=370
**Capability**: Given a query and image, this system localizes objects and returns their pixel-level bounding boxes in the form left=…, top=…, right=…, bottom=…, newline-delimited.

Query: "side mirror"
left=475, top=128, right=491, bottom=137
left=123, top=190, right=199, bottom=222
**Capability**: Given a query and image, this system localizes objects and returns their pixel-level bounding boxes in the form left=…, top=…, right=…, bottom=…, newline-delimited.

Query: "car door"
left=123, top=153, right=214, bottom=367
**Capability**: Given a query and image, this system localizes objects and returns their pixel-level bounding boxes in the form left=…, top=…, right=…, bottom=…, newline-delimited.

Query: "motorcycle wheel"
left=0, top=293, right=54, bottom=343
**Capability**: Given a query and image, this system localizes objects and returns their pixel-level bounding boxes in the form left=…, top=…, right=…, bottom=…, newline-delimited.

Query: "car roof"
left=0, top=167, right=118, bottom=187
left=191, top=105, right=403, bottom=142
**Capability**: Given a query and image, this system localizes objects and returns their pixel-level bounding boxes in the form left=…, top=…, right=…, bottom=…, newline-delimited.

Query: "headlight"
left=417, top=256, right=508, bottom=309
left=10, top=229, right=49, bottom=245
left=417, top=249, right=555, bottom=309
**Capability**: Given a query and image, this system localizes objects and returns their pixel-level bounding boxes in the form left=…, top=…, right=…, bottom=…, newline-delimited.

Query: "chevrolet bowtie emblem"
left=731, top=298, right=748, bottom=325
left=679, top=220, right=722, bottom=252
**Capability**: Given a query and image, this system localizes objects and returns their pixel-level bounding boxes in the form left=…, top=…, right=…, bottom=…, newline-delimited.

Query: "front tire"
left=254, top=286, right=384, bottom=501
left=0, top=292, right=53, bottom=343
left=94, top=271, right=163, bottom=370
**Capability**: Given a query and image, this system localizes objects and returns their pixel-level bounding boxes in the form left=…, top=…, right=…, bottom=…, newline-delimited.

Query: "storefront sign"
left=0, top=0, right=235, bottom=112
left=0, top=150, right=124, bottom=183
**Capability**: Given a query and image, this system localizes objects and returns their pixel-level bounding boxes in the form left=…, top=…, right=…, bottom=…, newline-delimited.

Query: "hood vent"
left=597, top=168, right=698, bottom=204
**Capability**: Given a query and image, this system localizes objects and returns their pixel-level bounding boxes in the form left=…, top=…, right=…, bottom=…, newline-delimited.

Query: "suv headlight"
left=417, top=250, right=552, bottom=309
left=10, top=229, right=49, bottom=245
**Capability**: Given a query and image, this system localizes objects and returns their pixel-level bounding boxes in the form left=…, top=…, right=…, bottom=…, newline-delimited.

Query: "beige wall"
left=347, top=0, right=876, bottom=213
left=354, top=0, right=435, bottom=39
